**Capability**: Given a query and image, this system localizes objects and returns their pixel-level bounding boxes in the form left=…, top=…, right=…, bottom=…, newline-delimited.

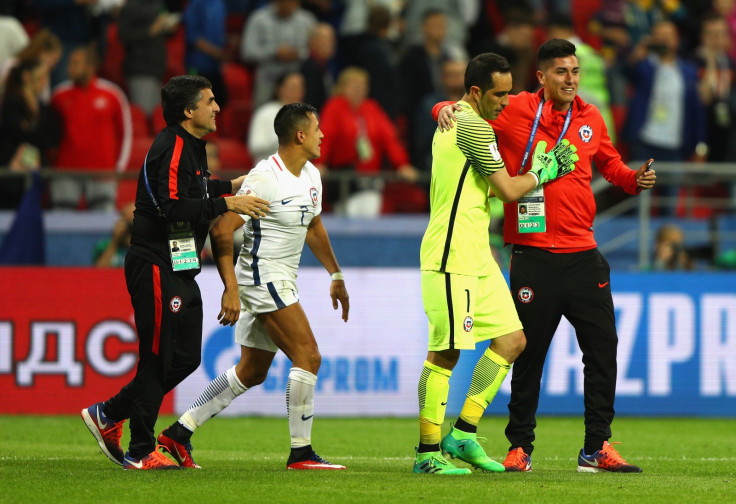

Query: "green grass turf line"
left=0, top=416, right=733, bottom=504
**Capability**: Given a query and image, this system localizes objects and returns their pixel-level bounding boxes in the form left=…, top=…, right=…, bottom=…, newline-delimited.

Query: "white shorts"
left=234, top=280, right=299, bottom=353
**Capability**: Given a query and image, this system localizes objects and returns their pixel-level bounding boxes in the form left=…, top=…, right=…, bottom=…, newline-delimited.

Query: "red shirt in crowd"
left=51, top=76, right=132, bottom=172
left=316, top=95, right=409, bottom=174
left=434, top=89, right=639, bottom=252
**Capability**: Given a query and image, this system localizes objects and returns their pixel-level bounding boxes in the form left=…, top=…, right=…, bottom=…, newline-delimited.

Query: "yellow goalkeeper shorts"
left=421, top=267, right=522, bottom=351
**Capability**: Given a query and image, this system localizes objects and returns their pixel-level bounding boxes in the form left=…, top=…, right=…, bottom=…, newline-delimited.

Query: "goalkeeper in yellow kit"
left=414, top=52, right=579, bottom=475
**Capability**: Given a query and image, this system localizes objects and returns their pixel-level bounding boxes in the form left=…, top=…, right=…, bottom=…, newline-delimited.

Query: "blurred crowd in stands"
left=1, top=0, right=736, bottom=218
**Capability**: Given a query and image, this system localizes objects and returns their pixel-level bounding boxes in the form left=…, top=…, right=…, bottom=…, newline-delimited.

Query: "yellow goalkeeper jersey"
left=420, top=101, right=506, bottom=276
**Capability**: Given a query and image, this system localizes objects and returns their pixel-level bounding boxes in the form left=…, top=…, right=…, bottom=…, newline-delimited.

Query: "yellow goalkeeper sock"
left=459, top=348, right=510, bottom=427
left=418, top=360, right=452, bottom=446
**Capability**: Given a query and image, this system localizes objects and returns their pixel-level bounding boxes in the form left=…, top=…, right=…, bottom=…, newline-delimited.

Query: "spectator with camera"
left=624, top=20, right=706, bottom=214
left=652, top=224, right=695, bottom=270
left=625, top=20, right=707, bottom=164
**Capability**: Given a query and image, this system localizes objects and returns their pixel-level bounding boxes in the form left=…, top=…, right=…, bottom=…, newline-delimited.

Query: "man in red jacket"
left=50, top=45, right=132, bottom=211
left=435, top=38, right=656, bottom=473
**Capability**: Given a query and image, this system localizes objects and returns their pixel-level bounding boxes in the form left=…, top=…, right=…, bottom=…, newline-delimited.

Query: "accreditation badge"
left=168, top=221, right=200, bottom=271
left=715, top=101, right=731, bottom=127
left=356, top=134, right=374, bottom=162
left=517, top=186, right=546, bottom=233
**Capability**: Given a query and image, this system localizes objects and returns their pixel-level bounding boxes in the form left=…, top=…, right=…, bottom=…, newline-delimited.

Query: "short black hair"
left=537, top=38, right=577, bottom=69
left=464, top=52, right=511, bottom=93
left=367, top=5, right=391, bottom=35
left=161, top=75, right=212, bottom=126
left=274, top=102, right=318, bottom=144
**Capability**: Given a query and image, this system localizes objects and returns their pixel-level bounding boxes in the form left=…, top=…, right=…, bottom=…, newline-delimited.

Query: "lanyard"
left=143, top=150, right=165, bottom=218
left=519, top=99, right=573, bottom=174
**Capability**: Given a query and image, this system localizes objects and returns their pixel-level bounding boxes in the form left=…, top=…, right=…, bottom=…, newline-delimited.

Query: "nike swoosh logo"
left=281, top=199, right=293, bottom=205
left=126, top=458, right=143, bottom=469
left=440, top=402, right=447, bottom=406
left=598, top=282, right=609, bottom=288
left=583, top=458, right=599, bottom=467
left=301, top=414, right=314, bottom=421
left=96, top=409, right=108, bottom=429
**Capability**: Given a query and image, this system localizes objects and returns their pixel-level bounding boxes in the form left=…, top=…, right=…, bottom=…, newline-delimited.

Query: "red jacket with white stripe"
left=51, top=77, right=132, bottom=172
left=434, top=90, right=639, bottom=252
left=128, top=125, right=232, bottom=275
left=315, top=95, right=410, bottom=173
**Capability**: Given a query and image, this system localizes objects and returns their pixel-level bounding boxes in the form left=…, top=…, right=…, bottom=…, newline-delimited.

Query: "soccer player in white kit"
left=157, top=103, right=350, bottom=470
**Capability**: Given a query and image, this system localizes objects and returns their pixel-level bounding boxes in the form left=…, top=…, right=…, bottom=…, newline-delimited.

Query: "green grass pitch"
left=0, top=415, right=733, bottom=503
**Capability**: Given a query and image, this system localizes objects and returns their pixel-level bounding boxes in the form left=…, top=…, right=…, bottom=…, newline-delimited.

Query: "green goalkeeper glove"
left=528, top=139, right=578, bottom=186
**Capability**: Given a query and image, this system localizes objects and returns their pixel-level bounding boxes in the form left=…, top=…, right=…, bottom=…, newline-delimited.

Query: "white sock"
left=179, top=366, right=248, bottom=432
left=287, top=367, right=317, bottom=448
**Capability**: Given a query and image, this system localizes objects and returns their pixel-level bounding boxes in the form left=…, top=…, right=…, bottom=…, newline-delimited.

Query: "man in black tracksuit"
left=81, top=75, right=270, bottom=470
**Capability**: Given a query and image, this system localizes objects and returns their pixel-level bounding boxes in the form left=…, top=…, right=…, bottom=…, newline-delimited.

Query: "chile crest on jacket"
left=579, top=124, right=593, bottom=143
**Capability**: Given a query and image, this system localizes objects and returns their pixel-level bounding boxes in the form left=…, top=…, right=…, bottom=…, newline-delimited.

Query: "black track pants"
left=505, top=246, right=617, bottom=454
left=104, top=254, right=203, bottom=459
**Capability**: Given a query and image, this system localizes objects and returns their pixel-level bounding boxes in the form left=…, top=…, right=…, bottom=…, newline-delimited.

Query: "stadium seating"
left=611, top=104, right=627, bottom=141
left=212, top=137, right=252, bottom=171
left=219, top=99, right=253, bottom=140
left=225, top=14, right=247, bottom=60
left=674, top=185, right=730, bottom=219
left=151, top=105, right=166, bottom=134
left=129, top=103, right=151, bottom=138
left=116, top=136, right=152, bottom=209
left=222, top=62, right=252, bottom=103
left=381, top=182, right=428, bottom=214
left=571, top=0, right=602, bottom=48
left=99, top=21, right=126, bottom=90
left=164, top=26, right=186, bottom=82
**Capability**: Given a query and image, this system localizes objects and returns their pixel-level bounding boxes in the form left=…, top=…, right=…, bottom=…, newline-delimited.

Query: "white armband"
left=330, top=271, right=344, bottom=281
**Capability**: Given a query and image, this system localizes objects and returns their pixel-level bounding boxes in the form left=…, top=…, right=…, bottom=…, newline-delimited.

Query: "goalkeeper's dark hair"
left=274, top=102, right=318, bottom=145
left=464, top=52, right=511, bottom=93
left=161, top=75, right=212, bottom=126
left=537, top=38, right=577, bottom=70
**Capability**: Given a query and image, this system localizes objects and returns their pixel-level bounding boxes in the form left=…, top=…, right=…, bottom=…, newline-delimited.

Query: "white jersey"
left=234, top=153, right=322, bottom=285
